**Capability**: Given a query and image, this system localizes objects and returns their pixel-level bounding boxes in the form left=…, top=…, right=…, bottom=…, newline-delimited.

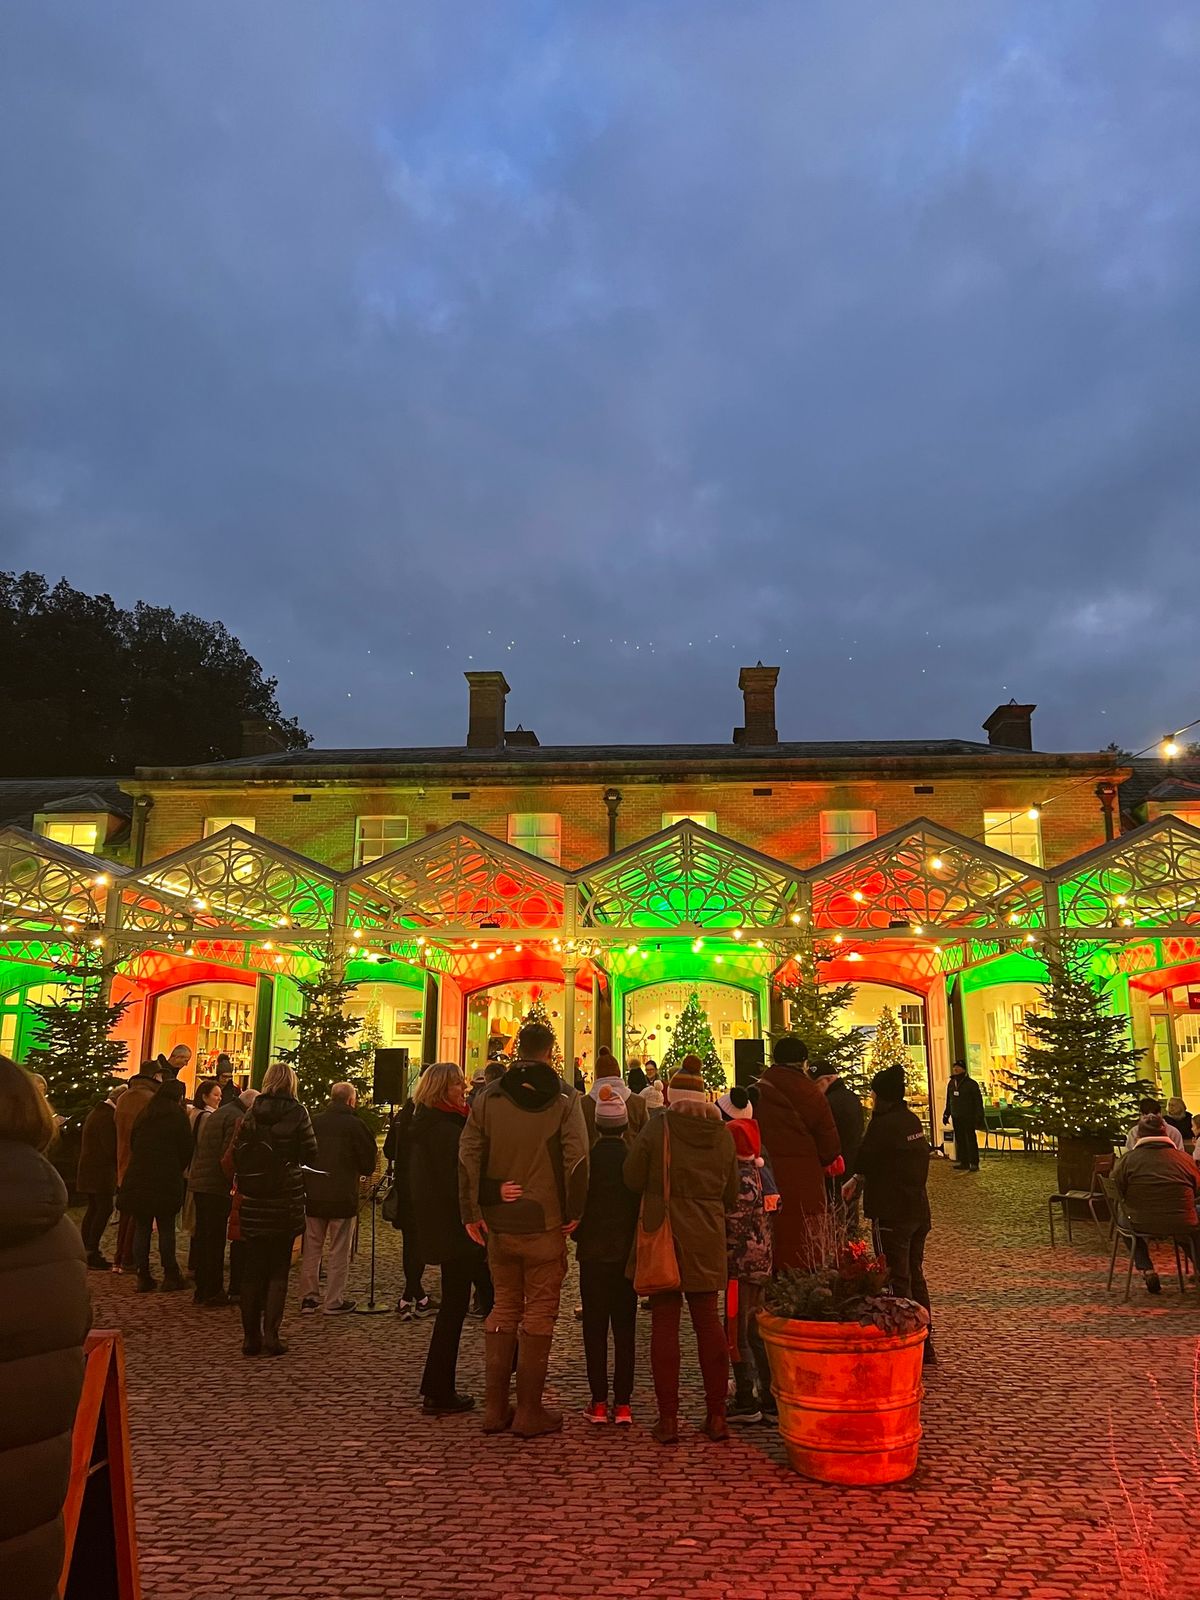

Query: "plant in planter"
left=758, top=1239, right=929, bottom=1485
left=1002, top=949, right=1148, bottom=1192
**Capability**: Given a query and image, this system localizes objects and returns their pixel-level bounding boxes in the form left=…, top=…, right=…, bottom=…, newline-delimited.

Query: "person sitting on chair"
left=1111, top=1113, right=1200, bottom=1295
left=1124, top=1097, right=1183, bottom=1153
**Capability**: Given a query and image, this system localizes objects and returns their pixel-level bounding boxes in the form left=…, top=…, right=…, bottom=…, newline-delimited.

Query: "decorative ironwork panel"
left=1057, top=819, right=1200, bottom=931
left=0, top=828, right=111, bottom=933
left=808, top=823, right=1045, bottom=932
left=348, top=827, right=565, bottom=932
left=578, top=823, right=798, bottom=929
left=123, top=828, right=335, bottom=934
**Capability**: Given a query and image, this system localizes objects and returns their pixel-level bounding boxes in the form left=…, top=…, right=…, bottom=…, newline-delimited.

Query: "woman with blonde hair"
left=0, top=1057, right=90, bottom=1599
left=1164, top=1095, right=1193, bottom=1146
left=409, top=1062, right=486, bottom=1414
left=229, top=1061, right=317, bottom=1356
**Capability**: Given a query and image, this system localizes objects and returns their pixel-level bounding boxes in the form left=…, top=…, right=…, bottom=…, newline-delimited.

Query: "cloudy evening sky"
left=2, top=2, right=1199, bottom=754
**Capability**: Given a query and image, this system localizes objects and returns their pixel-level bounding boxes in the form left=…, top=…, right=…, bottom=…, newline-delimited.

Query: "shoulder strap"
left=661, top=1118, right=671, bottom=1207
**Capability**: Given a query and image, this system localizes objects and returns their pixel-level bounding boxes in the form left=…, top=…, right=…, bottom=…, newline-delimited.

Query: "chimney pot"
left=734, top=665, right=780, bottom=746
left=982, top=700, right=1036, bottom=750
left=465, top=671, right=511, bottom=749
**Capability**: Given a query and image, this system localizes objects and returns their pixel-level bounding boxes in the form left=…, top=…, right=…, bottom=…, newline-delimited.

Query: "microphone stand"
left=354, top=1102, right=396, bottom=1317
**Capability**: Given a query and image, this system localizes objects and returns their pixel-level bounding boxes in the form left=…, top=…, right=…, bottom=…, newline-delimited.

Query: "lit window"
left=984, top=810, right=1043, bottom=866
left=1167, top=805, right=1200, bottom=829
left=508, top=813, right=561, bottom=864
left=819, top=810, right=876, bottom=860
left=204, top=817, right=255, bottom=837
left=38, top=818, right=100, bottom=853
left=356, top=816, right=410, bottom=866
left=662, top=812, right=718, bottom=832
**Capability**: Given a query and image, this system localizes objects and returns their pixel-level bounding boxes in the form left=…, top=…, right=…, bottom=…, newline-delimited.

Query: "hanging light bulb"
left=351, top=929, right=362, bottom=941
left=1026, top=805, right=1041, bottom=821
left=1162, top=736, right=1181, bottom=758
left=789, top=912, right=802, bottom=925
left=851, top=890, right=865, bottom=903
left=929, top=857, right=944, bottom=872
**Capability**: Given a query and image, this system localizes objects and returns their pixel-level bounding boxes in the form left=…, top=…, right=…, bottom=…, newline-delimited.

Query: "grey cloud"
left=1, top=1, right=1198, bottom=754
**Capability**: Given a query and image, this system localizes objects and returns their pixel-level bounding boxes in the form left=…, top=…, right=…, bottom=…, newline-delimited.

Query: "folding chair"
left=1106, top=1219, right=1193, bottom=1302
left=1048, top=1157, right=1113, bottom=1245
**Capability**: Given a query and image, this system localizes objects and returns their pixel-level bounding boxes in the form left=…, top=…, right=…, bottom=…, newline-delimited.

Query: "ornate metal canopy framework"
left=346, top=825, right=568, bottom=936
left=1056, top=817, right=1200, bottom=934
left=577, top=821, right=800, bottom=930
left=2, top=816, right=1200, bottom=989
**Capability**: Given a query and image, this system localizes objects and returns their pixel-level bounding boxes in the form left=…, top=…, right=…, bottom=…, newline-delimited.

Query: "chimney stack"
left=240, top=717, right=288, bottom=758
left=465, top=671, right=510, bottom=749
left=733, top=664, right=780, bottom=747
left=982, top=700, right=1036, bottom=750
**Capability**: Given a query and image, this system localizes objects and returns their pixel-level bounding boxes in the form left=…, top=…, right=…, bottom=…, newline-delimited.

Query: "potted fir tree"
left=758, top=1236, right=929, bottom=1485
left=1003, top=952, right=1148, bottom=1192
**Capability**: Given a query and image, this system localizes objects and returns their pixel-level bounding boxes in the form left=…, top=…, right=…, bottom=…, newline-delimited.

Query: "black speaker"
left=733, top=1038, right=766, bottom=1089
left=373, top=1047, right=410, bottom=1105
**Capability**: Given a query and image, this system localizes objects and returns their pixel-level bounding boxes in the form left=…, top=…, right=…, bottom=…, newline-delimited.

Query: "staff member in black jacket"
left=409, top=1062, right=483, bottom=1415
left=943, top=1059, right=985, bottom=1172
left=844, top=1063, right=935, bottom=1363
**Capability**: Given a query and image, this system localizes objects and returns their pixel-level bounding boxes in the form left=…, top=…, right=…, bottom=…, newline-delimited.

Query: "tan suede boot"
left=512, top=1333, right=562, bottom=1438
left=482, top=1331, right=518, bottom=1433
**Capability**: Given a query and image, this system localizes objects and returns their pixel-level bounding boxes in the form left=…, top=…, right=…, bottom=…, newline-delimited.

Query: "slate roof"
left=0, top=779, right=134, bottom=829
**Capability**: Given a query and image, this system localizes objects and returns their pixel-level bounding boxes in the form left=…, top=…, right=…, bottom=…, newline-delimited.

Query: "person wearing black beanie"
left=843, top=1062, right=935, bottom=1364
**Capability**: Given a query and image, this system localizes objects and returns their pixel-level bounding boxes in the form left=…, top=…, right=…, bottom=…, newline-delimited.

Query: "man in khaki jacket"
left=459, top=1021, right=588, bottom=1438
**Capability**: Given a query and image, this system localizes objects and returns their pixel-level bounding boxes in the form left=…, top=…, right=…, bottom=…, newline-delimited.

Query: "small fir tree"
left=26, top=952, right=131, bottom=1118
left=867, top=1005, right=921, bottom=1099
left=661, top=989, right=726, bottom=1091
left=521, top=993, right=564, bottom=1072
left=1003, top=952, right=1147, bottom=1142
left=279, top=953, right=365, bottom=1106
left=776, top=938, right=868, bottom=1093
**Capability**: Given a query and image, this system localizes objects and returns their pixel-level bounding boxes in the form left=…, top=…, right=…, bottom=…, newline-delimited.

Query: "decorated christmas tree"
left=867, top=1005, right=921, bottom=1099
left=661, top=989, right=725, bottom=1091
left=279, top=950, right=365, bottom=1107
left=775, top=937, right=867, bottom=1093
left=26, top=952, right=131, bottom=1118
left=521, top=993, right=564, bottom=1072
left=1003, top=952, right=1147, bottom=1143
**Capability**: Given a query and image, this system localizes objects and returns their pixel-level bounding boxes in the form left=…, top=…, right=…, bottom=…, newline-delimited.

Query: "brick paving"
left=84, top=1154, right=1197, bottom=1600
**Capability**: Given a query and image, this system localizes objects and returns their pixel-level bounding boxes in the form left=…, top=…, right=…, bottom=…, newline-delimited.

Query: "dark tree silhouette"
left=0, top=572, right=309, bottom=773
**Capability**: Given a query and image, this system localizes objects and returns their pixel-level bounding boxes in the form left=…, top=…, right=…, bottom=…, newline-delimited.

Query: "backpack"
left=232, top=1113, right=289, bottom=1199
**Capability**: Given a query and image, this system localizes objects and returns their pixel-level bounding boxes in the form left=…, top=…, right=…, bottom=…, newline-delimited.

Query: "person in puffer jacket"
left=228, top=1063, right=317, bottom=1359
left=0, top=1056, right=90, bottom=1600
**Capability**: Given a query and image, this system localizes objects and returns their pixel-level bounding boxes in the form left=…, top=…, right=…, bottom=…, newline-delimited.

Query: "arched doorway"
left=150, top=977, right=259, bottom=1093
left=622, top=980, right=761, bottom=1083
left=463, top=978, right=594, bottom=1077
left=0, top=974, right=68, bottom=1062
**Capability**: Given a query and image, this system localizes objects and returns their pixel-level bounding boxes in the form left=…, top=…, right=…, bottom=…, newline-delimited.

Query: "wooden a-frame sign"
left=60, top=1330, right=141, bottom=1600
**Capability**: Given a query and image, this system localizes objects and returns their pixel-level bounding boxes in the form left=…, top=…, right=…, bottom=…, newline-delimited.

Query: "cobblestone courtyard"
left=87, top=1155, right=1197, bottom=1600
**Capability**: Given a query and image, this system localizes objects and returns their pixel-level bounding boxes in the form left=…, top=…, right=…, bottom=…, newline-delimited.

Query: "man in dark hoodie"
left=943, top=1059, right=985, bottom=1172
left=459, top=1020, right=589, bottom=1438
left=844, top=1063, right=935, bottom=1363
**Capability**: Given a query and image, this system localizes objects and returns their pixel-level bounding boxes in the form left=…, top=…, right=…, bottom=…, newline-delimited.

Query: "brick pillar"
left=733, top=665, right=780, bottom=746
left=465, top=671, right=510, bottom=749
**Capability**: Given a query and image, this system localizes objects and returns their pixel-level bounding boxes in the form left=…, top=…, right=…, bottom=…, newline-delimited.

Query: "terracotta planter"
left=757, top=1311, right=927, bottom=1485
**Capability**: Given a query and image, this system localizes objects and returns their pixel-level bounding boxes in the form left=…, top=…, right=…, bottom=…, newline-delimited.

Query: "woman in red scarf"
left=409, top=1062, right=485, bottom=1415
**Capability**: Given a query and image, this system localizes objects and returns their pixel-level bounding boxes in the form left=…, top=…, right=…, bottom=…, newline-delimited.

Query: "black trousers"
left=240, top=1234, right=293, bottom=1343
left=878, top=1218, right=931, bottom=1318
left=952, top=1119, right=980, bottom=1167
left=80, top=1191, right=113, bottom=1254
left=580, top=1259, right=637, bottom=1405
left=401, top=1229, right=426, bottom=1301
left=420, top=1257, right=475, bottom=1403
left=193, top=1192, right=232, bottom=1300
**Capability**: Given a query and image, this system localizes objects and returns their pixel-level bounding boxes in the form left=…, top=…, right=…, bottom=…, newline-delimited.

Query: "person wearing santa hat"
left=718, top=1087, right=777, bottom=1423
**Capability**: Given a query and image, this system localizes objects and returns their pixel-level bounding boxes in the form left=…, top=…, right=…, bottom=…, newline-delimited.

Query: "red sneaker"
left=585, top=1401, right=609, bottom=1425
left=614, top=1405, right=633, bottom=1427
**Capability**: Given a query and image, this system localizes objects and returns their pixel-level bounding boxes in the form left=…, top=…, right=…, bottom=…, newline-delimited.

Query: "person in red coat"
left=755, top=1037, right=843, bottom=1269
